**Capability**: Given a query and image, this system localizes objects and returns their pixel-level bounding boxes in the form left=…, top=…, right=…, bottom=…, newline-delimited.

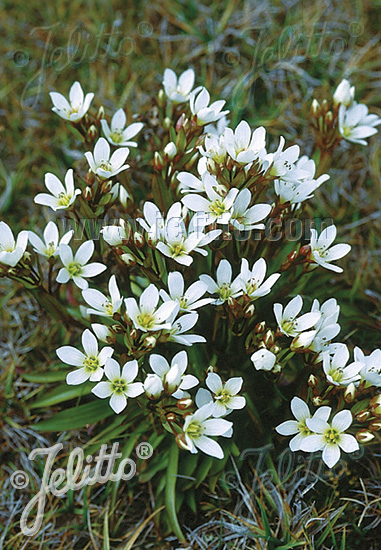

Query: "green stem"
left=165, top=442, right=185, bottom=541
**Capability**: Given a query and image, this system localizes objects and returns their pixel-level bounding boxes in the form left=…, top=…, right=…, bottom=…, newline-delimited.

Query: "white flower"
left=198, top=134, right=227, bottom=167
left=205, top=373, right=246, bottom=417
left=354, top=347, right=381, bottom=387
left=274, top=156, right=329, bottom=206
left=0, top=222, right=28, bottom=267
left=101, top=108, right=143, bottom=147
left=309, top=298, right=341, bottom=353
left=322, top=345, right=363, bottom=386
left=164, top=142, right=177, bottom=159
left=276, top=397, right=331, bottom=451
left=190, top=87, right=229, bottom=126
left=57, top=329, right=113, bottom=385
left=266, top=137, right=301, bottom=180
left=56, top=241, right=107, bottom=290
left=137, top=201, right=181, bottom=245
left=181, top=178, right=238, bottom=224
left=119, top=186, right=131, bottom=208
left=125, top=284, right=178, bottom=332
left=204, top=115, right=229, bottom=137
left=149, top=350, right=198, bottom=398
left=34, top=169, right=81, bottom=211
left=82, top=275, right=122, bottom=317
left=339, top=102, right=381, bottom=145
left=309, top=226, right=351, bottom=273
left=92, top=358, right=144, bottom=413
left=28, top=221, right=73, bottom=258
left=333, top=79, right=355, bottom=107
left=301, top=409, right=359, bottom=468
left=183, top=403, right=233, bottom=458
left=224, top=122, right=267, bottom=165
left=166, top=311, right=206, bottom=346
left=177, top=171, right=226, bottom=195
left=159, top=271, right=212, bottom=313
left=101, top=219, right=131, bottom=246
left=251, top=348, right=279, bottom=372
left=230, top=189, right=271, bottom=231
left=85, top=138, right=129, bottom=180
left=200, top=259, right=242, bottom=305
left=144, top=374, right=164, bottom=400
left=50, top=81, right=94, bottom=122
left=238, top=258, right=280, bottom=300
left=274, top=295, right=320, bottom=337
left=163, top=68, right=196, bottom=103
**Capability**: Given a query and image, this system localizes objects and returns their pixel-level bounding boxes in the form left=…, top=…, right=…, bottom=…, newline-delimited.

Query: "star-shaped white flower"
left=230, top=189, right=271, bottom=231
left=101, top=108, right=143, bottom=147
left=309, top=225, right=351, bottom=273
left=274, top=295, right=320, bottom=337
left=50, top=81, right=94, bottom=122
left=149, top=350, right=198, bottom=398
left=224, top=121, right=267, bottom=165
left=92, top=358, right=144, bottom=413
left=159, top=271, right=212, bottom=312
left=238, top=258, right=280, bottom=300
left=276, top=397, right=331, bottom=451
left=200, top=259, right=242, bottom=305
left=183, top=403, right=233, bottom=459
left=28, top=221, right=73, bottom=258
left=339, top=102, right=381, bottom=145
left=0, top=222, right=28, bottom=267
left=301, top=409, right=359, bottom=468
left=308, top=298, right=341, bottom=353
left=190, top=87, right=229, bottom=126
left=333, top=79, right=355, bottom=107
left=355, top=346, right=381, bottom=387
left=181, top=178, right=238, bottom=225
left=251, top=348, right=280, bottom=372
left=34, top=169, right=81, bottom=211
left=56, top=241, right=106, bottom=290
left=124, top=284, right=178, bottom=332
left=101, top=219, right=131, bottom=246
left=204, top=373, right=246, bottom=417
left=322, top=345, right=363, bottom=386
left=163, top=68, right=196, bottom=103
left=82, top=275, right=122, bottom=317
left=57, top=329, right=113, bottom=385
left=85, top=138, right=129, bottom=180
left=165, top=311, right=206, bottom=346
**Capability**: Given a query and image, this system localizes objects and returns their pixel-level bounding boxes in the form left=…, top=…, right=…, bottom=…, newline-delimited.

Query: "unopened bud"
left=85, top=169, right=95, bottom=185
left=164, top=142, right=177, bottom=160
left=119, top=186, right=130, bottom=209
left=254, top=321, right=266, bottom=333
left=112, top=324, right=125, bottom=334
left=244, top=304, right=255, bottom=318
left=101, top=179, right=113, bottom=194
left=130, top=329, right=138, bottom=340
left=163, top=117, right=172, bottom=130
left=175, top=433, right=192, bottom=451
left=321, top=99, right=329, bottom=113
left=153, top=151, right=164, bottom=170
left=356, top=429, right=375, bottom=443
left=158, top=89, right=166, bottom=107
left=143, top=335, right=157, bottom=350
left=356, top=410, right=371, bottom=423
left=326, top=111, right=333, bottom=123
left=369, top=419, right=381, bottom=432
left=164, top=365, right=182, bottom=394
left=312, top=396, right=323, bottom=406
left=311, top=98, right=321, bottom=116
left=175, top=114, right=185, bottom=132
left=370, top=395, right=381, bottom=416
left=299, top=244, right=310, bottom=256
left=270, top=344, right=281, bottom=354
left=84, top=186, right=92, bottom=201
left=166, top=412, right=177, bottom=423
left=262, top=330, right=275, bottom=347
left=288, top=250, right=298, bottom=262
left=177, top=398, right=193, bottom=410
left=134, top=232, right=145, bottom=248
left=144, top=374, right=163, bottom=399
left=120, top=253, right=136, bottom=267
left=96, top=105, right=105, bottom=121
left=308, top=374, right=318, bottom=388
left=344, top=383, right=356, bottom=403
left=87, top=124, right=98, bottom=141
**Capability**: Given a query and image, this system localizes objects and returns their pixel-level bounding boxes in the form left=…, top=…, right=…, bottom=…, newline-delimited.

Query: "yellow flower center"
left=136, top=313, right=155, bottom=330
left=325, top=428, right=340, bottom=444
left=58, top=193, right=71, bottom=207
left=112, top=378, right=128, bottom=394
left=186, top=421, right=204, bottom=437
left=83, top=356, right=100, bottom=372
left=67, top=262, right=83, bottom=276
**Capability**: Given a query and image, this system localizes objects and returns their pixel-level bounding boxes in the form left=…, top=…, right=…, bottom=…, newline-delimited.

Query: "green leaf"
left=29, top=382, right=93, bottom=408
left=32, top=399, right=114, bottom=431
left=22, top=370, right=71, bottom=383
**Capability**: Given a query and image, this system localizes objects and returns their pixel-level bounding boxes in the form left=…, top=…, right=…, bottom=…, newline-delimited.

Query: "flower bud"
left=244, top=304, right=255, bottom=318
left=96, top=105, right=105, bottom=121
left=333, top=79, right=355, bottom=108
left=321, top=99, right=329, bottom=113
left=344, top=383, right=356, bottom=403
left=356, top=410, right=371, bottom=423
left=262, top=330, right=275, bottom=347
left=370, top=395, right=381, bottom=416
left=120, top=253, right=136, bottom=267
left=164, top=365, right=182, bottom=394
left=175, top=433, right=192, bottom=451
left=112, top=324, right=125, bottom=334
left=85, top=170, right=95, bottom=185
left=287, top=250, right=298, bottom=262
left=119, top=186, right=130, bottom=209
left=158, top=89, right=166, bottom=107
left=299, top=244, right=310, bottom=256
left=175, top=114, right=185, bottom=132
left=144, top=374, right=163, bottom=400
left=87, top=124, right=98, bottom=141
left=101, top=180, right=113, bottom=194
left=166, top=412, right=177, bottom=423
left=176, top=398, right=193, bottom=410
left=130, top=328, right=139, bottom=340
left=290, top=330, right=316, bottom=351
left=153, top=151, right=164, bottom=170
left=270, top=344, right=281, bottom=354
left=133, top=232, right=145, bottom=248
left=356, top=429, right=375, bottom=443
left=143, top=335, right=157, bottom=350
left=311, top=98, right=321, bottom=116
left=254, top=321, right=266, bottom=333
left=325, top=111, right=333, bottom=123
left=164, top=142, right=177, bottom=160
left=308, top=374, right=318, bottom=388
left=369, top=419, right=381, bottom=432
left=163, top=117, right=172, bottom=130
left=83, top=185, right=92, bottom=200
left=312, top=396, right=323, bottom=406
